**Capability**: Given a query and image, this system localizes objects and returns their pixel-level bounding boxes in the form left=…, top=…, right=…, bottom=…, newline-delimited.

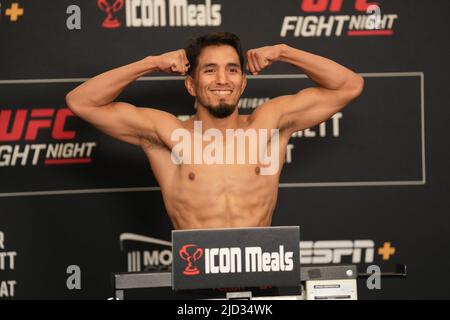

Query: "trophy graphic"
left=179, top=244, right=204, bottom=276
left=97, top=0, right=124, bottom=29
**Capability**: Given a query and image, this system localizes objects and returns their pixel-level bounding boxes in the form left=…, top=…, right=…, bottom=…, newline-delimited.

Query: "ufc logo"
left=0, top=108, right=75, bottom=141
left=301, top=0, right=378, bottom=12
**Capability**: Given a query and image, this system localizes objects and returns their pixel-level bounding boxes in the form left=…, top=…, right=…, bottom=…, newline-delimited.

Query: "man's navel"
left=188, top=172, right=196, bottom=181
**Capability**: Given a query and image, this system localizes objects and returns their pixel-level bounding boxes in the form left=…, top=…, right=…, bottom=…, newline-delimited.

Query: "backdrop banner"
left=0, top=0, right=449, bottom=299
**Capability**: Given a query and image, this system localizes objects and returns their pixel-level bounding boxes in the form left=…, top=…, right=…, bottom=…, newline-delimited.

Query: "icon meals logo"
left=179, top=245, right=294, bottom=276
left=98, top=0, right=222, bottom=28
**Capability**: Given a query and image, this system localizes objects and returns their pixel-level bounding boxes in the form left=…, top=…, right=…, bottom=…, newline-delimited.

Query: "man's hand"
left=155, top=49, right=190, bottom=75
left=246, top=44, right=283, bottom=75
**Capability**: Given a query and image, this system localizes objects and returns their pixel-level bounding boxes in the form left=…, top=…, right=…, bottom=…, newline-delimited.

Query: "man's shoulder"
left=246, top=98, right=283, bottom=124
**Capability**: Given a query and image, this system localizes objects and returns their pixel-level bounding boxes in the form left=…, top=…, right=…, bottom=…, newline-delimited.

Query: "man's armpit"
left=279, top=119, right=296, bottom=133
left=140, top=134, right=168, bottom=150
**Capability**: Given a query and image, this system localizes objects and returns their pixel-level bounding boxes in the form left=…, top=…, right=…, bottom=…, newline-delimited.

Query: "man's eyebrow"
left=201, top=63, right=241, bottom=69
left=201, top=63, right=217, bottom=69
left=227, top=63, right=241, bottom=68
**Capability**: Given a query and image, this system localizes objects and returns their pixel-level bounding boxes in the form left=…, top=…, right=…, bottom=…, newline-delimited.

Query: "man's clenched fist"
left=246, top=44, right=284, bottom=75
left=155, top=49, right=190, bottom=75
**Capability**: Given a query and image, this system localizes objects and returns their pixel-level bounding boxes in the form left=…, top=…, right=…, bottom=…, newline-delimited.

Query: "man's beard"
left=204, top=101, right=236, bottom=119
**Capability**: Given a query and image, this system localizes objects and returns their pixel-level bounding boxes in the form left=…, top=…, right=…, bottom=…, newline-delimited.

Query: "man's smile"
left=210, top=89, right=233, bottom=97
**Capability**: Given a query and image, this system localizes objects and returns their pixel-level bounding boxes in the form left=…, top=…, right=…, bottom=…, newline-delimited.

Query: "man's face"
left=185, top=45, right=247, bottom=118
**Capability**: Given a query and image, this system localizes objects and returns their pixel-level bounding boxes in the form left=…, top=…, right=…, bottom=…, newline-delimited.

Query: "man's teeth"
left=212, top=90, right=232, bottom=95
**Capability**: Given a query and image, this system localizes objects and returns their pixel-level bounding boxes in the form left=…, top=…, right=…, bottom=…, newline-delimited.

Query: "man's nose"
left=215, top=69, right=228, bottom=84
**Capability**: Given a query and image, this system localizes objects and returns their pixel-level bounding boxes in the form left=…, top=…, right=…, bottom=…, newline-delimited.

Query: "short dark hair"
left=185, top=32, right=245, bottom=76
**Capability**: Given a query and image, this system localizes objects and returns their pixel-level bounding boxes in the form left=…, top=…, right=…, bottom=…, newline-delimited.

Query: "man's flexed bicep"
left=67, top=101, right=176, bottom=146
left=245, top=44, right=364, bottom=135
left=65, top=50, right=190, bottom=146
left=275, top=84, right=363, bottom=134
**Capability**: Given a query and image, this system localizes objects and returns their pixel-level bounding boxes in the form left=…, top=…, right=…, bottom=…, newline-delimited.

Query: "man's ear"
left=185, top=75, right=196, bottom=97
left=239, top=74, right=247, bottom=95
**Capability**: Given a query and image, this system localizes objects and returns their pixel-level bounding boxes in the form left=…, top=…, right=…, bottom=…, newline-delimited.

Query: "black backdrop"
left=1, top=0, right=449, bottom=299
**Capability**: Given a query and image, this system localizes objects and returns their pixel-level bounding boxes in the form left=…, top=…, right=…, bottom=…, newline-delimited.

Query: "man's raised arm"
left=65, top=50, right=190, bottom=146
left=247, top=44, right=364, bottom=133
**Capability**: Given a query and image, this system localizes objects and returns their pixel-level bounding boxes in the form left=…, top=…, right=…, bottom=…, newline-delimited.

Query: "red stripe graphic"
left=31, top=109, right=54, bottom=117
left=44, top=158, right=92, bottom=165
left=348, top=30, right=394, bottom=36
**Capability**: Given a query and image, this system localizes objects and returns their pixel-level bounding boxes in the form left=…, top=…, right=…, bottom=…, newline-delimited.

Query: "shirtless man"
left=66, top=32, right=363, bottom=230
